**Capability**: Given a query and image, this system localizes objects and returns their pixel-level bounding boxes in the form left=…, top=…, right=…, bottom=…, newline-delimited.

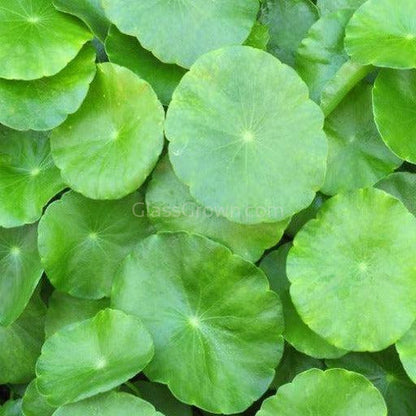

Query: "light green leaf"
left=373, top=69, right=416, bottom=163
left=36, top=308, right=154, bottom=407
left=287, top=188, right=416, bottom=351
left=146, top=156, right=288, bottom=262
left=22, top=380, right=55, bottom=416
left=0, top=224, right=43, bottom=326
left=345, top=0, right=416, bottom=69
left=0, top=0, right=92, bottom=80
left=101, top=0, right=259, bottom=68
left=0, top=400, right=23, bottom=416
left=0, top=44, right=96, bottom=131
left=317, top=0, right=367, bottom=15
left=396, top=322, right=416, bottom=384
left=244, top=21, right=270, bottom=51
left=165, top=46, right=327, bottom=224
left=256, top=369, right=387, bottom=416
left=50, top=63, right=164, bottom=200
left=112, top=232, right=284, bottom=414
left=105, top=26, right=186, bottom=106
left=0, top=128, right=65, bottom=228
left=38, top=190, right=153, bottom=299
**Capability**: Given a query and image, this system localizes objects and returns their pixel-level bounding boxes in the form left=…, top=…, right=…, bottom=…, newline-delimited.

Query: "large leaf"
left=50, top=63, right=164, bottom=200
left=0, top=128, right=65, bottom=228
left=0, top=44, right=96, bottom=131
left=0, top=224, right=43, bottom=326
left=256, top=369, right=387, bottom=416
left=146, top=156, right=288, bottom=262
left=112, top=232, right=284, bottom=414
left=165, top=46, right=327, bottom=224
left=101, top=0, right=259, bottom=68
left=38, top=190, right=153, bottom=298
left=36, top=308, right=154, bottom=407
left=287, top=188, right=416, bottom=351
left=0, top=0, right=92, bottom=80
left=22, top=380, right=55, bottom=416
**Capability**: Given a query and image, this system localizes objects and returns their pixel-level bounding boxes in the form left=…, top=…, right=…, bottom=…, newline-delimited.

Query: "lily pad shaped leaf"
left=260, top=244, right=347, bottom=359
left=22, top=380, right=55, bottom=416
left=112, top=232, right=284, bottom=414
left=53, top=0, right=110, bottom=42
left=396, top=322, right=416, bottom=384
left=45, top=291, right=110, bottom=337
left=146, top=157, right=289, bottom=262
left=0, top=294, right=46, bottom=384
left=105, top=26, right=187, bottom=106
left=101, top=0, right=259, bottom=68
left=287, top=188, right=416, bottom=352
left=0, top=128, right=65, bottom=228
left=317, top=0, right=367, bottom=15
left=0, top=0, right=92, bottom=80
left=166, top=46, right=327, bottom=224
left=52, top=391, right=164, bottom=416
left=36, top=308, right=154, bottom=407
left=373, top=69, right=416, bottom=163
left=321, top=83, right=401, bottom=195
left=260, top=0, right=319, bottom=66
left=345, top=0, right=416, bottom=69
left=50, top=63, right=164, bottom=200
left=376, top=172, right=416, bottom=216
left=0, top=224, right=43, bottom=326
left=38, top=190, right=153, bottom=299
left=0, top=44, right=97, bottom=131
left=256, top=369, right=387, bottom=416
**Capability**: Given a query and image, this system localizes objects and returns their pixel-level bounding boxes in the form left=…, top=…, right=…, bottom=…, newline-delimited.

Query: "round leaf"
left=50, top=63, right=164, bottom=200
left=112, top=232, right=284, bottom=414
left=0, top=0, right=92, bottom=80
left=345, top=0, right=416, bottom=69
left=22, top=380, right=55, bottom=416
left=256, top=369, right=387, bottom=416
left=0, top=128, right=65, bottom=228
left=287, top=188, right=416, bottom=351
left=36, top=308, right=154, bottom=407
left=321, top=83, right=401, bottom=195
left=146, top=156, right=288, bottom=262
left=105, top=26, right=186, bottom=106
left=397, top=322, right=416, bottom=384
left=0, top=224, right=43, bottom=326
left=373, top=69, right=416, bottom=163
left=52, top=391, right=163, bottom=416
left=165, top=46, right=327, bottom=224
left=0, top=44, right=96, bottom=131
left=101, top=0, right=259, bottom=68
left=260, top=244, right=347, bottom=359
left=38, top=190, right=153, bottom=299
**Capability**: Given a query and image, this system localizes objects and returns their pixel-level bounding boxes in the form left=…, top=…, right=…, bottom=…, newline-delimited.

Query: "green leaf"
left=256, top=369, right=387, bottom=416
left=52, top=391, right=163, bottom=416
left=101, top=0, right=259, bottom=68
left=244, top=22, right=270, bottom=51
left=50, top=63, right=164, bottom=200
left=45, top=291, right=110, bottom=337
left=165, top=46, right=327, bottom=224
left=396, top=322, right=416, bottom=384
left=105, top=26, right=186, bottom=106
left=145, top=156, right=289, bottom=262
left=296, top=9, right=353, bottom=103
left=0, top=128, right=65, bottom=228
left=53, top=0, right=110, bottom=42
left=345, top=0, right=416, bottom=69
left=317, top=0, right=367, bottom=15
left=376, top=172, right=416, bottom=217
left=0, top=44, right=96, bottom=131
left=0, top=0, right=92, bottom=80
left=260, top=0, right=319, bottom=66
left=0, top=224, right=43, bottom=326
left=36, top=308, right=154, bottom=407
left=0, top=294, right=46, bottom=384
left=22, top=380, right=55, bottom=416
left=112, top=232, right=284, bottom=414
left=321, top=83, right=401, bottom=195
left=260, top=244, right=347, bottom=359
left=0, top=400, right=23, bottom=416
left=287, top=188, right=416, bottom=351
left=38, top=190, right=153, bottom=299
left=373, top=69, right=416, bottom=163
left=326, top=348, right=416, bottom=415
